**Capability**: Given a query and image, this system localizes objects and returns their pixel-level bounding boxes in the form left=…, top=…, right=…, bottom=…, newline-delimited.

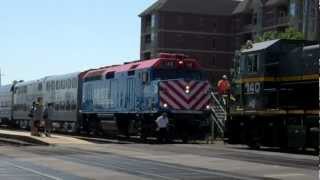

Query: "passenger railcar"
left=13, top=79, right=45, bottom=129
left=43, top=73, right=80, bottom=132
left=0, top=84, right=13, bottom=125
left=227, top=39, right=319, bottom=150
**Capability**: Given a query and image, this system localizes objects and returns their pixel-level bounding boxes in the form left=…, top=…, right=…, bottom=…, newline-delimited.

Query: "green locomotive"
left=226, top=39, right=319, bottom=151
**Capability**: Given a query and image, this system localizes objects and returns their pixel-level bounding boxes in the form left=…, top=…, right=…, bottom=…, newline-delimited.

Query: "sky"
left=0, top=0, right=156, bottom=85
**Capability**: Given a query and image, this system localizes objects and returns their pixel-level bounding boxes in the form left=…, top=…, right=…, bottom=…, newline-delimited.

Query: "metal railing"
left=208, top=92, right=227, bottom=143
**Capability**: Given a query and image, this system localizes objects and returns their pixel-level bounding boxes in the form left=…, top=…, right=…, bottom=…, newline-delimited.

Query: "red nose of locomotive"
left=159, top=79, right=211, bottom=111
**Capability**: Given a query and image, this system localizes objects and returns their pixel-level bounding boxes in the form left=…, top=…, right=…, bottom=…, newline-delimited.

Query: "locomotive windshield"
left=152, top=69, right=203, bottom=80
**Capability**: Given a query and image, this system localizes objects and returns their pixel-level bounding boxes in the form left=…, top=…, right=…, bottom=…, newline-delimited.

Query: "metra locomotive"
left=226, top=39, right=319, bottom=150
left=0, top=53, right=211, bottom=140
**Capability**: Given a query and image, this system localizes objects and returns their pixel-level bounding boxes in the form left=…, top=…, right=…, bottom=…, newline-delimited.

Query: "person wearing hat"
left=155, top=112, right=169, bottom=143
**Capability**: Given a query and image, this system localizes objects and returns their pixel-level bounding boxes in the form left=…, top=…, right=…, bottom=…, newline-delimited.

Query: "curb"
left=0, top=133, right=49, bottom=146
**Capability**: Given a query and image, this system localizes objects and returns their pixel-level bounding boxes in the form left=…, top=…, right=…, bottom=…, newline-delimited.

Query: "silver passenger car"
left=0, top=84, right=13, bottom=124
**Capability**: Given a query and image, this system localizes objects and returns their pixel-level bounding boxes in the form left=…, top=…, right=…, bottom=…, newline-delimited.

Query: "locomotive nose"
left=159, top=80, right=211, bottom=111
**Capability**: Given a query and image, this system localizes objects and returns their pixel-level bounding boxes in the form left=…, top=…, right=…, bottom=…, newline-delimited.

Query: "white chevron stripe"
left=161, top=83, right=189, bottom=109
left=195, top=95, right=211, bottom=110
left=189, top=84, right=210, bottom=108
left=160, top=92, right=180, bottom=109
left=160, top=81, right=210, bottom=110
left=167, top=81, right=189, bottom=100
left=189, top=82, right=205, bottom=98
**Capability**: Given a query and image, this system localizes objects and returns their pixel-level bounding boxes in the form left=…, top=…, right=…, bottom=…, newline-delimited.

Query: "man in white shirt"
left=155, top=112, right=169, bottom=143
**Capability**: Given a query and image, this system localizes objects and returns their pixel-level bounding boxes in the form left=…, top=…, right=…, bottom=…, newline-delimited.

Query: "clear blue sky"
left=0, top=0, right=155, bottom=84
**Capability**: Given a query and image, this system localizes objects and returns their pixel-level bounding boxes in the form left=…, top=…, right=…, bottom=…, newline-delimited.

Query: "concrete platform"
left=0, top=129, right=93, bottom=146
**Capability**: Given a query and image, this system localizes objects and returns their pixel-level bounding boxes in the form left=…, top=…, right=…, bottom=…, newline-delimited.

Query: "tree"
left=255, top=27, right=304, bottom=43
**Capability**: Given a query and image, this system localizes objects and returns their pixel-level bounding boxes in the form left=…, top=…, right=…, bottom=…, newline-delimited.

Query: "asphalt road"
left=0, top=142, right=317, bottom=180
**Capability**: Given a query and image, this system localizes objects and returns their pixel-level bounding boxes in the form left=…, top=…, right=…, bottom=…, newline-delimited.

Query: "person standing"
left=155, top=112, right=169, bottom=143
left=43, top=103, right=54, bottom=137
left=32, top=97, right=44, bottom=137
left=29, top=101, right=36, bottom=136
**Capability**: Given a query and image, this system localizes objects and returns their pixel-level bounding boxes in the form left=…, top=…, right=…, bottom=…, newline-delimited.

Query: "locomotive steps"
left=0, top=129, right=93, bottom=146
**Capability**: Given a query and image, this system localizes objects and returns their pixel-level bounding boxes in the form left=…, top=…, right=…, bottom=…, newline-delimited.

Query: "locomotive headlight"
left=185, top=89, right=190, bottom=94
left=178, top=61, right=184, bottom=64
left=186, top=86, right=190, bottom=90
left=206, top=105, right=210, bottom=110
left=163, top=103, right=168, bottom=108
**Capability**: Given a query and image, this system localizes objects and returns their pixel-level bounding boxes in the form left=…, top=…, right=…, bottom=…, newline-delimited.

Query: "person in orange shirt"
left=217, top=75, right=231, bottom=95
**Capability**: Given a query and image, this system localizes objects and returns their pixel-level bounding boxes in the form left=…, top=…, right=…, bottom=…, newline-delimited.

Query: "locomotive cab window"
left=247, top=54, right=259, bottom=73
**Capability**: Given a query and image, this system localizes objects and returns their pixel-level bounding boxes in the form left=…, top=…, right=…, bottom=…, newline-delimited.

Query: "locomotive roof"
left=241, top=39, right=280, bottom=53
left=241, top=39, right=318, bottom=54
left=82, top=58, right=160, bottom=79
left=82, top=56, right=200, bottom=79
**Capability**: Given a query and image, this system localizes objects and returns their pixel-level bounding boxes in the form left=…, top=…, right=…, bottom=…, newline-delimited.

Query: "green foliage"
left=255, top=27, right=304, bottom=43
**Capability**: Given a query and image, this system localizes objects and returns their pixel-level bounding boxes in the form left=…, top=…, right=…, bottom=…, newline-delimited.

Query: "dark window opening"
left=38, top=83, right=42, bottom=91
left=143, top=52, right=151, bottom=60
left=106, top=72, right=115, bottom=79
left=253, top=13, right=258, bottom=25
left=212, top=56, right=216, bottom=65
left=145, top=35, right=151, bottom=44
left=212, top=22, right=217, bottom=31
left=128, top=70, right=135, bottom=76
left=212, top=39, right=216, bottom=49
left=130, top=64, right=139, bottom=69
left=85, top=76, right=102, bottom=82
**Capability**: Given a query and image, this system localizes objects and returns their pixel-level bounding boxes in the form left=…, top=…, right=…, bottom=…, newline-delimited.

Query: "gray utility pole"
left=303, top=0, right=319, bottom=40
left=303, top=0, right=309, bottom=39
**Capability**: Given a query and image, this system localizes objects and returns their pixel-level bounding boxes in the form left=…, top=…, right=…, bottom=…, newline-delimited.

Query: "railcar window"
left=128, top=70, right=135, bottom=76
left=60, top=80, right=64, bottom=89
left=46, top=82, right=50, bottom=91
left=72, top=78, right=77, bottom=88
left=106, top=72, right=115, bottom=79
left=85, top=76, right=101, bottom=82
left=38, top=83, right=42, bottom=91
left=247, top=54, right=259, bottom=73
left=56, top=81, right=60, bottom=90
left=153, top=70, right=202, bottom=80
left=51, top=81, right=55, bottom=90
left=161, top=61, right=175, bottom=68
left=67, top=79, right=72, bottom=89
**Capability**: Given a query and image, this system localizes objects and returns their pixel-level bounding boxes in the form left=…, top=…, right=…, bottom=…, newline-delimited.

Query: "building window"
left=212, top=39, right=216, bottom=49
left=253, top=13, right=258, bottom=25
left=145, top=15, right=151, bottom=27
left=199, top=17, right=205, bottom=27
left=151, top=14, right=156, bottom=28
left=151, top=32, right=156, bottom=42
left=212, top=56, right=216, bottom=65
left=177, top=15, right=184, bottom=25
left=212, top=22, right=217, bottom=32
left=145, top=35, right=151, bottom=44
left=143, top=52, right=151, bottom=60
